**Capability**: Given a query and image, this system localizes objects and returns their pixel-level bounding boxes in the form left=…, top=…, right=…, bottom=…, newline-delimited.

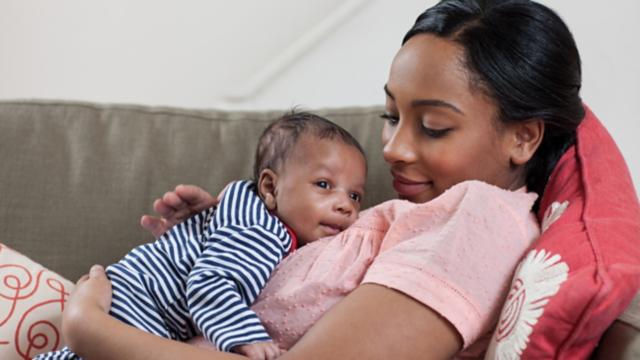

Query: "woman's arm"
left=64, top=267, right=461, bottom=360
left=281, top=284, right=462, bottom=360
left=63, top=266, right=246, bottom=360
left=68, top=307, right=245, bottom=360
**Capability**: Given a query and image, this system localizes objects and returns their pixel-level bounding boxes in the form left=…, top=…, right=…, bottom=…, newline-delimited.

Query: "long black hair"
left=404, top=0, right=584, bottom=207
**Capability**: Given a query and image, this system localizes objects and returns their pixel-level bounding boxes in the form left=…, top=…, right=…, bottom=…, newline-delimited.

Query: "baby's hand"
left=234, top=341, right=283, bottom=360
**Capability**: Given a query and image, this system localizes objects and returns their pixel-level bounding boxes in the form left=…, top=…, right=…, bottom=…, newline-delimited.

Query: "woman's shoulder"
left=362, top=181, right=541, bottom=350
left=389, top=180, right=541, bottom=242
left=360, top=180, right=538, bottom=226
left=432, top=179, right=538, bottom=215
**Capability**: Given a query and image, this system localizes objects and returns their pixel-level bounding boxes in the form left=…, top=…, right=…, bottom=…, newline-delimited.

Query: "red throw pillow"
left=485, top=105, right=640, bottom=358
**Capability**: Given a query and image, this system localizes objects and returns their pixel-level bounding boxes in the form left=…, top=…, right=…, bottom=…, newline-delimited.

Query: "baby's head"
left=254, top=111, right=367, bottom=246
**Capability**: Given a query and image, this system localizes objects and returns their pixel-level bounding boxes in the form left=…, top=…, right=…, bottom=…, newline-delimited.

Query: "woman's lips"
left=319, top=224, right=342, bottom=236
left=392, top=174, right=432, bottom=198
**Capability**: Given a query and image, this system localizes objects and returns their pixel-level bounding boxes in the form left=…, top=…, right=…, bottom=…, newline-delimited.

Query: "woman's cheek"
left=381, top=124, right=392, bottom=147
left=381, top=127, right=394, bottom=165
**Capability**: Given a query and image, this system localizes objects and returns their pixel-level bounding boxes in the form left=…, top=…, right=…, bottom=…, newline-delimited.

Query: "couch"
left=0, top=100, right=638, bottom=358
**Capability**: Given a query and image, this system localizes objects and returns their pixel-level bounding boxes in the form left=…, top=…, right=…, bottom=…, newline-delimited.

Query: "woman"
left=61, top=0, right=585, bottom=358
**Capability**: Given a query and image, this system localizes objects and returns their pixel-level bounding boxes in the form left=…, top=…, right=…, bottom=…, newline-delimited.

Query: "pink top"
left=251, top=180, right=539, bottom=351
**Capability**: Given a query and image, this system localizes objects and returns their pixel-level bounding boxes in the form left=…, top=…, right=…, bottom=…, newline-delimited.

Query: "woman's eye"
left=422, top=127, right=451, bottom=138
left=380, top=113, right=399, bottom=126
left=350, top=192, right=362, bottom=203
left=315, top=180, right=330, bottom=189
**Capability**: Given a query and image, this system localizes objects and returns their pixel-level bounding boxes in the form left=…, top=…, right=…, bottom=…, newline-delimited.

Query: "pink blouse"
left=251, top=180, right=540, bottom=351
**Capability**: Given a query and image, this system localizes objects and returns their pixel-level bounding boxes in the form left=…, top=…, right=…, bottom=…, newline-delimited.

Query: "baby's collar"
left=284, top=224, right=298, bottom=254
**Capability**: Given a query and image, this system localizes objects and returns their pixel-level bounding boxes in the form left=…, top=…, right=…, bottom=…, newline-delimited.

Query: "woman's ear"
left=257, top=169, right=278, bottom=211
left=509, top=119, right=545, bottom=166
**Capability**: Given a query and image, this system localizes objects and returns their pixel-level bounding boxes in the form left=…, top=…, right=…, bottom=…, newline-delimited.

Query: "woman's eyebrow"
left=383, top=84, right=395, bottom=99
left=412, top=99, right=464, bottom=115
left=383, top=84, right=464, bottom=115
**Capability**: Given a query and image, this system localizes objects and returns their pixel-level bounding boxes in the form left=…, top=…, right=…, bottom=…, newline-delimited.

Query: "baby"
left=37, top=111, right=367, bottom=360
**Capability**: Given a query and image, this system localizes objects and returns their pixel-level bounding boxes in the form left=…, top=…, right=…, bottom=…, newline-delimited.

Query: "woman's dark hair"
left=253, top=110, right=366, bottom=182
left=404, top=0, right=584, bottom=208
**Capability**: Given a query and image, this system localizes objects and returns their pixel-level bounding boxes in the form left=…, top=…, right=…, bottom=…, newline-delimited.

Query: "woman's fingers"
left=89, top=264, right=105, bottom=277
left=74, top=264, right=104, bottom=286
left=140, top=185, right=219, bottom=239
left=160, top=191, right=186, bottom=213
left=140, top=215, right=168, bottom=238
left=75, top=273, right=90, bottom=285
left=265, top=343, right=281, bottom=360
left=154, top=197, right=177, bottom=218
left=142, top=193, right=195, bottom=239
left=235, top=342, right=282, bottom=360
left=157, top=185, right=217, bottom=220
left=175, top=184, right=218, bottom=211
left=67, top=265, right=113, bottom=316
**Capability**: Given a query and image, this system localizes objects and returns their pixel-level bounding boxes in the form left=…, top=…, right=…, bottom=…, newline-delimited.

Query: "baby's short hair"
left=253, top=110, right=366, bottom=181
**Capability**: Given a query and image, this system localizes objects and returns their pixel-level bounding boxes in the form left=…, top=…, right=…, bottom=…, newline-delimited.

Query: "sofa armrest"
left=592, top=321, right=640, bottom=359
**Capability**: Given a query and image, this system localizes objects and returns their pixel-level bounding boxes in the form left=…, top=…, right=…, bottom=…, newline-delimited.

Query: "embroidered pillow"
left=486, top=106, right=640, bottom=358
left=0, top=243, right=74, bottom=360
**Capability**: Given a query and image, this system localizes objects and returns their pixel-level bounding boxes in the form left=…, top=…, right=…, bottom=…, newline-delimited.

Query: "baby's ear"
left=257, top=169, right=278, bottom=211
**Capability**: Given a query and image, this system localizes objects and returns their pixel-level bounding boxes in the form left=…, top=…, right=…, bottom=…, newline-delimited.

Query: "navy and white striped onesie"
left=37, top=180, right=294, bottom=359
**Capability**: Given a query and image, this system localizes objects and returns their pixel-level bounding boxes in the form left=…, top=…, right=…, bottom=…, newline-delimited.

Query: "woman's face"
left=382, top=34, right=522, bottom=203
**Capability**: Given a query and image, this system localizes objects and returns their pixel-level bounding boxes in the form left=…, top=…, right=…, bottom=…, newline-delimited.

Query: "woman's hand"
left=62, top=265, right=246, bottom=359
left=62, top=265, right=113, bottom=352
left=140, top=184, right=219, bottom=238
left=69, top=264, right=112, bottom=313
left=234, top=341, right=284, bottom=360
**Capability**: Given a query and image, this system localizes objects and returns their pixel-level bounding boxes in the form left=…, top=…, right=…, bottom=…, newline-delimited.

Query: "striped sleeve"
left=187, top=180, right=290, bottom=351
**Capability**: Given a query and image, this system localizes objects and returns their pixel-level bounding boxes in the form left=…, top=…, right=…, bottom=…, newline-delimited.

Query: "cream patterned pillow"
left=0, top=243, right=74, bottom=360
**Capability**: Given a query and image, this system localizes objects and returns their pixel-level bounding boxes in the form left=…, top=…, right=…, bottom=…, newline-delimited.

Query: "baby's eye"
left=350, top=192, right=362, bottom=203
left=315, top=180, right=330, bottom=189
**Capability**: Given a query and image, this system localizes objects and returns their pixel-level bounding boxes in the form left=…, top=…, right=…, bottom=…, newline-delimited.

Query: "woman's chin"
left=392, top=180, right=437, bottom=204
left=398, top=191, right=437, bottom=204
left=393, top=182, right=439, bottom=203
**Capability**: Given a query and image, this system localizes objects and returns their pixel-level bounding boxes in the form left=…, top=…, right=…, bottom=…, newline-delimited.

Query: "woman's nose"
left=382, top=123, right=418, bottom=164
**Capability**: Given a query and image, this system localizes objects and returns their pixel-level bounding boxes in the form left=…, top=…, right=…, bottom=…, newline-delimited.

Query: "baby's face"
left=274, top=135, right=367, bottom=246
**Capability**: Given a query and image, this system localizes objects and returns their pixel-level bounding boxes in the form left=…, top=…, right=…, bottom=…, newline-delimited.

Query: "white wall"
left=1, top=0, right=638, bottom=189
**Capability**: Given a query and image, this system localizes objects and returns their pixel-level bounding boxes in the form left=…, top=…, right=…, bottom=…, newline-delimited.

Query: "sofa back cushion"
left=485, top=106, right=640, bottom=358
left=0, top=101, right=395, bottom=280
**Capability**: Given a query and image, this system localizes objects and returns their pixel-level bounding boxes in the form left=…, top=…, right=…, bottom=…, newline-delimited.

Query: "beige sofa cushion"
left=0, top=101, right=394, bottom=280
